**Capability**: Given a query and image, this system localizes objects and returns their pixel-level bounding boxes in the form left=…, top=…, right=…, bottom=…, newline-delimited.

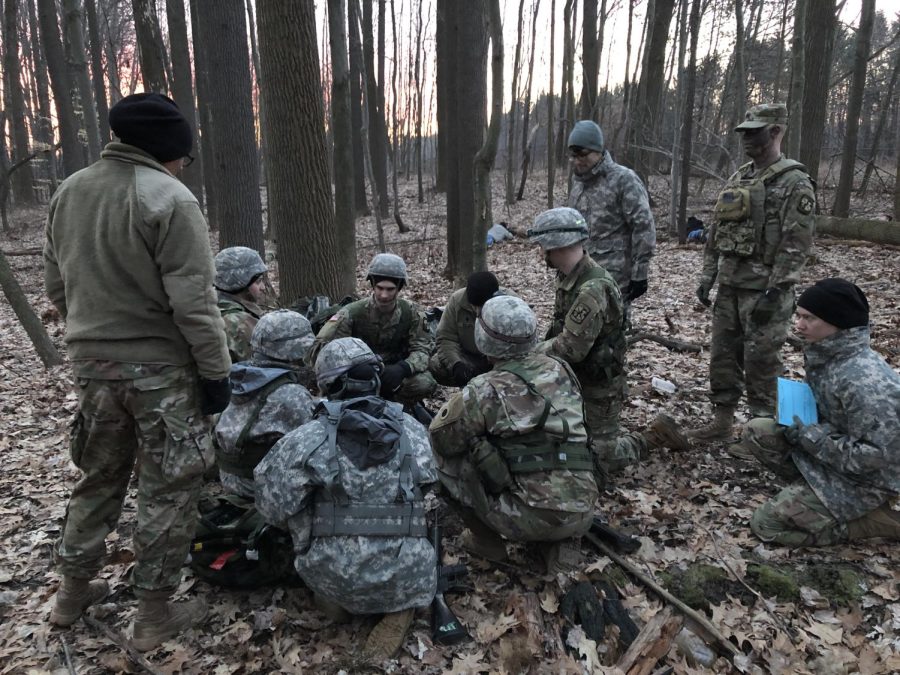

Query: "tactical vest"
left=346, top=298, right=415, bottom=363
left=713, top=158, right=808, bottom=259
left=489, top=359, right=593, bottom=474
left=311, top=398, right=427, bottom=538
left=216, top=371, right=301, bottom=479
left=552, top=266, right=627, bottom=383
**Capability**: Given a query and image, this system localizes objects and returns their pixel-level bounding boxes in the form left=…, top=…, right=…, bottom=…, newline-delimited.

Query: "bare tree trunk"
left=668, top=0, right=688, bottom=235
left=348, top=0, right=369, bottom=214
left=799, top=0, right=837, bottom=181
left=832, top=0, right=875, bottom=217
left=729, top=0, right=746, bottom=171
left=580, top=0, right=598, bottom=120
left=786, top=0, right=805, bottom=159
left=772, top=0, right=788, bottom=101
left=546, top=0, right=556, bottom=208
left=189, top=0, right=218, bottom=225
left=3, top=0, right=36, bottom=204
left=63, top=0, right=102, bottom=163
left=435, top=0, right=448, bottom=193
left=132, top=0, right=168, bottom=93
left=84, top=0, right=110, bottom=145
left=362, top=0, right=390, bottom=216
left=515, top=0, right=540, bottom=200
left=677, top=0, right=701, bottom=244
left=557, top=0, right=574, bottom=168
left=388, top=0, right=407, bottom=233
left=245, top=0, right=268, bottom=191
left=505, top=0, right=525, bottom=206
left=413, top=0, right=424, bottom=203
left=859, top=45, right=900, bottom=195
left=0, top=250, right=63, bottom=367
left=27, top=0, right=53, bottom=147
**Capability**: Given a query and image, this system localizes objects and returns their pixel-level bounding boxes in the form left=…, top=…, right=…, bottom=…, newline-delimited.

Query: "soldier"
left=255, top=338, right=437, bottom=661
left=429, top=296, right=597, bottom=572
left=743, top=279, right=900, bottom=546
left=308, top=253, right=437, bottom=407
left=215, top=310, right=317, bottom=498
left=44, top=93, right=230, bottom=650
left=214, top=246, right=268, bottom=363
left=566, top=120, right=656, bottom=303
left=429, top=270, right=502, bottom=387
left=690, top=104, right=816, bottom=447
left=527, top=208, right=689, bottom=483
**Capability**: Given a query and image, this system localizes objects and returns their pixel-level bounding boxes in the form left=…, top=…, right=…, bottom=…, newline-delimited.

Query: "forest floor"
left=1, top=169, right=898, bottom=674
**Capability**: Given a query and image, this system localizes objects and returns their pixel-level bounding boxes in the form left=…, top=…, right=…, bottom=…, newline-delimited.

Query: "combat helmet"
left=214, top=246, right=267, bottom=292
left=366, top=253, right=408, bottom=288
left=315, top=337, right=384, bottom=396
left=250, top=310, right=314, bottom=364
left=526, top=207, right=589, bottom=251
left=474, top=296, right=538, bottom=359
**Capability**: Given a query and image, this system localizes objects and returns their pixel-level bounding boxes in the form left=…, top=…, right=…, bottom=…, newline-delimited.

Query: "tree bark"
left=347, top=0, right=369, bottom=214
left=816, top=215, right=900, bottom=245
left=413, top=0, right=424, bottom=203
left=258, top=0, right=341, bottom=301
left=388, top=0, right=407, bottom=233
left=0, top=251, right=63, bottom=367
left=546, top=0, right=556, bottom=208
left=786, top=0, right=805, bottom=159
left=676, top=0, right=701, bottom=244
left=859, top=43, right=900, bottom=195
left=799, top=0, right=837, bottom=180
left=84, top=0, right=110, bottom=145
left=515, top=0, right=540, bottom=200
left=580, top=0, right=598, bottom=120
left=27, top=0, right=54, bottom=148
left=63, top=0, right=102, bottom=163
left=3, top=0, right=36, bottom=204
left=131, top=0, right=168, bottom=93
left=189, top=0, right=217, bottom=225
left=505, top=0, right=525, bottom=206
left=361, top=0, right=390, bottom=216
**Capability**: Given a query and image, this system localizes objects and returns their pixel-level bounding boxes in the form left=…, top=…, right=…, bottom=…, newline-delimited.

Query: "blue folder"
left=776, top=377, right=818, bottom=426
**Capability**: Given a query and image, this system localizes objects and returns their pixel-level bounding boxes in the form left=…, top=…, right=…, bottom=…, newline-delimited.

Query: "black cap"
left=109, top=93, right=192, bottom=163
left=466, top=271, right=500, bottom=307
left=797, top=278, right=869, bottom=329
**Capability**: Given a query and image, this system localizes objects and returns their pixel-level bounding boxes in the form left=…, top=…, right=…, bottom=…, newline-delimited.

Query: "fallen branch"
left=615, top=606, right=683, bottom=675
left=82, top=615, right=162, bottom=675
left=627, top=332, right=704, bottom=353
left=815, top=237, right=900, bottom=252
left=60, top=637, right=77, bottom=675
left=815, top=216, right=900, bottom=246
left=584, top=533, right=741, bottom=661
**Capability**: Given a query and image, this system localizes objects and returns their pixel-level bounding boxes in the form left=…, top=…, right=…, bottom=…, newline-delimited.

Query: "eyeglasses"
left=568, top=147, right=593, bottom=159
left=183, top=154, right=195, bottom=167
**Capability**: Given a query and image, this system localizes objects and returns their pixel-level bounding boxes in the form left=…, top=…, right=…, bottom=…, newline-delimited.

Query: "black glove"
left=782, top=415, right=805, bottom=446
left=380, top=361, right=412, bottom=394
left=199, top=377, right=231, bottom=415
left=696, top=283, right=712, bottom=307
left=626, top=278, right=648, bottom=302
left=751, top=287, right=782, bottom=325
left=451, top=361, right=474, bottom=387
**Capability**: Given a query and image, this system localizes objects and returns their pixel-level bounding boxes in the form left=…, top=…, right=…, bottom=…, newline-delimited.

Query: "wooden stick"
left=82, top=615, right=162, bottom=675
left=0, top=248, right=42, bottom=256
left=627, top=332, right=704, bottom=353
left=615, top=606, right=683, bottom=675
left=60, top=637, right=77, bottom=675
left=584, top=533, right=741, bottom=660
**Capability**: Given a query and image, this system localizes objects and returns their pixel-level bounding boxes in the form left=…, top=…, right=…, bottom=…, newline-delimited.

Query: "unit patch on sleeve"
left=797, top=194, right=814, bottom=216
left=569, top=303, right=591, bottom=324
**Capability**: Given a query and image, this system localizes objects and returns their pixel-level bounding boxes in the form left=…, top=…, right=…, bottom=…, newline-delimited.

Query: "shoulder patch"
left=569, top=303, right=591, bottom=324
left=797, top=194, right=814, bottom=216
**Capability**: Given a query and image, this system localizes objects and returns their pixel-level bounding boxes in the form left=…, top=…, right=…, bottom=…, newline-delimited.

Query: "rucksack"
left=189, top=495, right=299, bottom=588
left=292, top=294, right=358, bottom=334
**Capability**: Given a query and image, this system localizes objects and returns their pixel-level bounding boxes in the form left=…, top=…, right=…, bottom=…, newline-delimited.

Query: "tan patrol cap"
left=734, top=103, right=788, bottom=131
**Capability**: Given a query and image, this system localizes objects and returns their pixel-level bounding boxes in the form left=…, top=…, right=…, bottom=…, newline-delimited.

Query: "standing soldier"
left=566, top=120, right=656, bottom=304
left=308, top=253, right=437, bottom=407
left=214, top=246, right=268, bottom=363
left=527, top=208, right=689, bottom=484
left=690, top=104, right=816, bottom=447
left=44, top=93, right=230, bottom=650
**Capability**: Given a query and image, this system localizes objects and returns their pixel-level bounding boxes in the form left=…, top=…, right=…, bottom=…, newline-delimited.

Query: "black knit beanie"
left=797, top=278, right=869, bottom=329
left=466, top=271, right=500, bottom=307
left=109, top=93, right=192, bottom=162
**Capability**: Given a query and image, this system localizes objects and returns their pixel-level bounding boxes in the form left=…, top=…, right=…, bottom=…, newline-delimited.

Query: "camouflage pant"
left=744, top=418, right=847, bottom=547
left=56, top=367, right=215, bottom=596
left=391, top=372, right=438, bottom=407
left=582, top=382, right=648, bottom=475
left=709, top=285, right=794, bottom=416
left=428, top=352, right=491, bottom=388
left=437, top=455, right=593, bottom=542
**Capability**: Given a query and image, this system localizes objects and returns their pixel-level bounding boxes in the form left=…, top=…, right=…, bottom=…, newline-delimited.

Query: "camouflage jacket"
left=568, top=151, right=656, bottom=292
left=254, top=398, right=437, bottom=614
left=537, top=255, right=627, bottom=389
left=307, top=296, right=433, bottom=372
left=790, top=327, right=900, bottom=521
left=218, top=291, right=263, bottom=363
left=215, top=362, right=316, bottom=498
left=430, top=352, right=598, bottom=514
left=700, top=155, right=815, bottom=291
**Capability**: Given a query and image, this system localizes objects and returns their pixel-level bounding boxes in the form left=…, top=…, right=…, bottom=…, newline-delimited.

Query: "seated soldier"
left=307, top=253, right=437, bottom=407
left=216, top=310, right=317, bottom=498
left=215, top=246, right=268, bottom=362
left=429, top=295, right=599, bottom=572
left=255, top=337, right=437, bottom=661
left=744, top=278, right=900, bottom=547
left=429, top=271, right=502, bottom=387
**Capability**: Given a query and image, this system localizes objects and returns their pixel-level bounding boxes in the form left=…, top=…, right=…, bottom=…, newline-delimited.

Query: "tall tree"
left=195, top=0, right=264, bottom=250
left=132, top=0, right=168, bottom=93
left=580, top=0, right=598, bottom=119
left=328, top=0, right=357, bottom=295
left=677, top=0, right=701, bottom=244
left=798, top=0, right=837, bottom=180
left=27, top=0, right=53, bottom=148
left=361, top=0, right=389, bottom=216
left=347, top=0, right=369, bottom=213
left=786, top=0, right=805, bottom=159
left=63, top=0, right=102, bottom=163
left=3, top=0, right=35, bottom=204
left=832, top=0, right=875, bottom=217
left=505, top=0, right=526, bottom=206
left=413, top=0, right=424, bottom=203
left=190, top=0, right=218, bottom=224
left=546, top=0, right=556, bottom=208
left=515, top=0, right=540, bottom=201
left=84, top=0, right=110, bottom=144
left=258, top=0, right=341, bottom=301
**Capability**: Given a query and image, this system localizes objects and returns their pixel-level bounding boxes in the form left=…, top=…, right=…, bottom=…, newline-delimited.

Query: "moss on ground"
left=746, top=562, right=865, bottom=606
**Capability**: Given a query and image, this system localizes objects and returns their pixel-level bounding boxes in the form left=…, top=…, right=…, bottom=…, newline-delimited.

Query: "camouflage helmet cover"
left=527, top=207, right=589, bottom=250
left=214, top=246, right=267, bottom=291
left=474, top=295, right=538, bottom=359
left=315, top=337, right=382, bottom=390
left=366, top=253, right=408, bottom=283
left=250, top=309, right=314, bottom=363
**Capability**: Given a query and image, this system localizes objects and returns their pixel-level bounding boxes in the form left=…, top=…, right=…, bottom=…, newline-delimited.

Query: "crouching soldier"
left=744, top=279, right=900, bottom=547
left=429, top=296, right=599, bottom=573
left=215, top=246, right=268, bottom=363
left=215, top=310, right=317, bottom=498
left=255, top=338, right=437, bottom=661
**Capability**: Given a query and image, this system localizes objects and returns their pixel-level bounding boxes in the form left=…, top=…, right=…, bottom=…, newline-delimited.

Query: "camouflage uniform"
left=214, top=247, right=269, bottom=363
left=699, top=154, right=815, bottom=416
left=567, top=150, right=656, bottom=295
left=428, top=287, right=492, bottom=386
left=218, top=292, right=263, bottom=363
left=745, top=326, right=900, bottom=546
left=308, top=296, right=437, bottom=405
left=430, top=296, right=598, bottom=542
left=255, top=338, right=437, bottom=615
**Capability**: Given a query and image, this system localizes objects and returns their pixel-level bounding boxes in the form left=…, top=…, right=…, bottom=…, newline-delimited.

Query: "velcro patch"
left=569, top=303, right=591, bottom=324
left=797, top=194, right=814, bottom=215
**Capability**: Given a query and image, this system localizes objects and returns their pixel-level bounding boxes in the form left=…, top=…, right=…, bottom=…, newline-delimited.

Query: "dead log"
left=0, top=249, right=63, bottom=367
left=814, top=237, right=900, bottom=252
left=615, top=606, right=683, bottom=675
left=815, top=215, right=900, bottom=246
left=506, top=590, right=565, bottom=658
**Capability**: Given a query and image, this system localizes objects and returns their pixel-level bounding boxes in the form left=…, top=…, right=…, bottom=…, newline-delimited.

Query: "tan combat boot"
left=132, top=596, right=208, bottom=652
left=847, top=503, right=900, bottom=542
left=539, top=537, right=585, bottom=575
left=49, top=577, right=110, bottom=627
left=460, top=511, right=508, bottom=563
left=686, top=406, right=736, bottom=442
left=642, top=414, right=691, bottom=452
left=363, top=608, right=415, bottom=661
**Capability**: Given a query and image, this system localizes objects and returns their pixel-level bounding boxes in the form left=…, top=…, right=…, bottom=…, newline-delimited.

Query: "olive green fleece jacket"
left=43, top=143, right=230, bottom=380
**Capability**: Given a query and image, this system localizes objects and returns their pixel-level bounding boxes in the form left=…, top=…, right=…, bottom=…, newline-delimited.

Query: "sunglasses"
left=568, top=147, right=594, bottom=158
